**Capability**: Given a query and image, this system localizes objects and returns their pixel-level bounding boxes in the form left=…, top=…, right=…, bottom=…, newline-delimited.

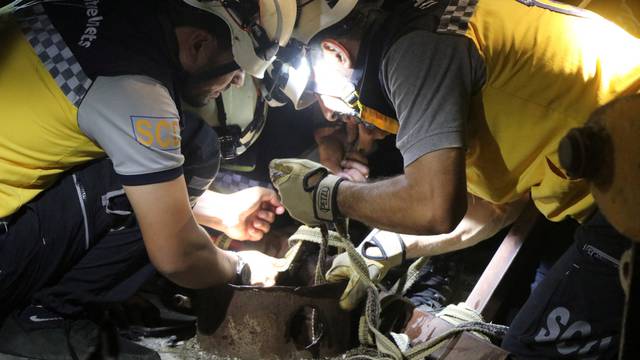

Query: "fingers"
left=240, top=250, right=284, bottom=287
left=336, top=170, right=355, bottom=181
left=248, top=188, right=284, bottom=216
left=246, top=227, right=264, bottom=241
left=245, top=212, right=276, bottom=241
left=342, top=168, right=367, bottom=182
left=341, top=159, right=369, bottom=175
left=256, top=209, right=276, bottom=223
left=252, top=218, right=271, bottom=234
left=265, top=191, right=283, bottom=207
left=344, top=150, right=369, bottom=164
left=265, top=196, right=286, bottom=215
left=340, top=160, right=370, bottom=182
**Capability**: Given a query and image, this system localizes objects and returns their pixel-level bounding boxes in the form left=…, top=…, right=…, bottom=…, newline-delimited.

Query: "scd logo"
left=130, top=116, right=180, bottom=151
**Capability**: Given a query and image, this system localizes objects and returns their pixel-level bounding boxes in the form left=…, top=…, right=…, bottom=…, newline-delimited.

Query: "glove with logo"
left=326, top=229, right=406, bottom=310
left=269, top=158, right=345, bottom=226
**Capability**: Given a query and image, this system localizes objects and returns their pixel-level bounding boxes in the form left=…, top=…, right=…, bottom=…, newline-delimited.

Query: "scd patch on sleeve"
left=130, top=116, right=181, bottom=151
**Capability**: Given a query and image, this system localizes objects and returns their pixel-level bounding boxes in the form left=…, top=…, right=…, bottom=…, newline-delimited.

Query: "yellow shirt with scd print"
left=452, top=0, right=640, bottom=222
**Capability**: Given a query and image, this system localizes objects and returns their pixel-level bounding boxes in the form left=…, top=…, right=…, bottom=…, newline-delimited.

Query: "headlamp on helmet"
left=262, top=40, right=316, bottom=109
left=184, top=0, right=297, bottom=78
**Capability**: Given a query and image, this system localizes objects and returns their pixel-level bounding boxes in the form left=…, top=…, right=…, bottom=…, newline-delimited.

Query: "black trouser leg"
left=502, top=211, right=630, bottom=359
left=32, top=226, right=155, bottom=316
left=0, top=160, right=154, bottom=320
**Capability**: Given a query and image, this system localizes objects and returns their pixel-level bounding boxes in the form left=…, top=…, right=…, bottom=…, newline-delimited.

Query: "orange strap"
left=361, top=106, right=399, bottom=134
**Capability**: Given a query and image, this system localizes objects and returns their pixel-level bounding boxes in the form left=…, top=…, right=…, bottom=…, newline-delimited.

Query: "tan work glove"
left=326, top=229, right=406, bottom=310
left=269, top=158, right=344, bottom=226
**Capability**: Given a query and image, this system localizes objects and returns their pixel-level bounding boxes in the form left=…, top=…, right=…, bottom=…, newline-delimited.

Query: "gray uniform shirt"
left=380, top=31, right=486, bottom=167
left=78, top=75, right=184, bottom=185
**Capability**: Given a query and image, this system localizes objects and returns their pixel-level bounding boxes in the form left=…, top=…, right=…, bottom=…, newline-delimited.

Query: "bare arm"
left=337, top=148, right=468, bottom=235
left=124, top=176, right=237, bottom=289
left=402, top=193, right=530, bottom=258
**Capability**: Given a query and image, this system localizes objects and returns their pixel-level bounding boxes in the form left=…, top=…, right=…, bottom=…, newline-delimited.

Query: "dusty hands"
left=236, top=250, right=288, bottom=287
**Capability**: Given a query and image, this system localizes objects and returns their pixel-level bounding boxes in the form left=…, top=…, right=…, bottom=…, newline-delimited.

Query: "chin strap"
left=342, top=89, right=400, bottom=134
left=192, top=61, right=241, bottom=82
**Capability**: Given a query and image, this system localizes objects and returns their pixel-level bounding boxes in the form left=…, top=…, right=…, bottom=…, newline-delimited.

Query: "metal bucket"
left=195, top=282, right=355, bottom=359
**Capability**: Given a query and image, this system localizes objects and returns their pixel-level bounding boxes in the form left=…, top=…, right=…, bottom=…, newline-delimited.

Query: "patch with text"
left=130, top=116, right=181, bottom=151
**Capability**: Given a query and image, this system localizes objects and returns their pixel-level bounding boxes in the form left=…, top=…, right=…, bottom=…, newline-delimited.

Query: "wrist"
left=230, top=252, right=252, bottom=285
left=313, top=174, right=345, bottom=222
left=220, top=249, right=239, bottom=283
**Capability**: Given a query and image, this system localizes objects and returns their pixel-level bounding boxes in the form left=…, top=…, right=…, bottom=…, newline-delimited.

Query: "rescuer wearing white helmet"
left=261, top=0, right=377, bottom=182
left=0, top=0, right=295, bottom=357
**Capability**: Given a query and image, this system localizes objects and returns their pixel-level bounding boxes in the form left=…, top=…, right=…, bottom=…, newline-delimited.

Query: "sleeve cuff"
left=400, top=130, right=465, bottom=167
left=118, top=167, right=183, bottom=186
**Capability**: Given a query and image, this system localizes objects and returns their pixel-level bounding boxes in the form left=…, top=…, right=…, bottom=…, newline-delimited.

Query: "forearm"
left=124, top=180, right=237, bottom=289
left=193, top=190, right=230, bottom=232
left=402, top=193, right=529, bottom=258
left=162, top=223, right=237, bottom=288
left=144, top=218, right=237, bottom=288
left=338, top=175, right=466, bottom=235
left=337, top=149, right=467, bottom=234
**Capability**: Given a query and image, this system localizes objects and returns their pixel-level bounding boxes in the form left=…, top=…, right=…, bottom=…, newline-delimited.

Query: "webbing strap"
left=289, top=225, right=507, bottom=360
left=288, top=225, right=349, bottom=249
left=289, top=226, right=401, bottom=357
left=314, top=226, right=330, bottom=284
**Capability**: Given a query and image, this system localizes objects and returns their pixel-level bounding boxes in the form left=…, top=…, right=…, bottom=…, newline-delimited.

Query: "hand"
left=338, top=151, right=370, bottom=182
left=193, top=188, right=285, bottom=242
left=236, top=250, right=288, bottom=287
left=269, top=158, right=344, bottom=226
left=222, top=187, right=285, bottom=241
left=315, top=125, right=370, bottom=182
left=326, top=229, right=406, bottom=310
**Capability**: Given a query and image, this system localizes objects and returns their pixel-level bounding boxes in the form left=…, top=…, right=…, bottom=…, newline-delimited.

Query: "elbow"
left=152, top=258, right=192, bottom=284
left=154, top=260, right=214, bottom=290
left=434, top=202, right=466, bottom=234
left=411, top=198, right=467, bottom=235
left=147, top=247, right=202, bottom=289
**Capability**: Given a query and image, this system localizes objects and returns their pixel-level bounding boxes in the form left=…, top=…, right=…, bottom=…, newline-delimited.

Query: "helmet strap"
left=191, top=61, right=241, bottom=82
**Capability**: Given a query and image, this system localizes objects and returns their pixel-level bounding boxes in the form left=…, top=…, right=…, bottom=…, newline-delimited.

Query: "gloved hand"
left=269, top=158, right=345, bottom=226
left=326, top=229, right=406, bottom=310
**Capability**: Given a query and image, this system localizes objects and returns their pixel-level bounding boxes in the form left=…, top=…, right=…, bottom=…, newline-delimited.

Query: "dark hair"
left=167, top=0, right=232, bottom=50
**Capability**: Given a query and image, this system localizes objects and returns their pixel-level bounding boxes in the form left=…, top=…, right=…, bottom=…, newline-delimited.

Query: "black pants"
left=0, top=160, right=154, bottom=320
left=502, top=211, right=630, bottom=359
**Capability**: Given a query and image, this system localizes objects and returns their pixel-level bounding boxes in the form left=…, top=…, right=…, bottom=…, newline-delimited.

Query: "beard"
left=180, top=73, right=216, bottom=107
left=179, top=61, right=239, bottom=107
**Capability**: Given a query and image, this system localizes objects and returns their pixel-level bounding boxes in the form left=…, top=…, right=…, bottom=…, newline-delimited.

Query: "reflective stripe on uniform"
left=0, top=16, right=103, bottom=217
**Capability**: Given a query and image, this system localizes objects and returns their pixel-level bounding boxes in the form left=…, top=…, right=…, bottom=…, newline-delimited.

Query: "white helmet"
left=291, top=0, right=359, bottom=44
left=187, top=78, right=268, bottom=159
left=260, top=0, right=360, bottom=108
left=183, top=0, right=298, bottom=78
left=261, top=44, right=316, bottom=109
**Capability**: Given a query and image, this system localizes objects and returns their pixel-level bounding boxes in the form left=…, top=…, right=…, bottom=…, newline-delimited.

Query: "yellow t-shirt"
left=454, top=0, right=640, bottom=222
left=0, top=20, right=103, bottom=217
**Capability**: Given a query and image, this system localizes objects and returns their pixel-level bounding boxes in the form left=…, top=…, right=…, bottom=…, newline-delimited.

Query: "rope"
left=314, top=226, right=330, bottom=284
left=288, top=225, right=509, bottom=360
